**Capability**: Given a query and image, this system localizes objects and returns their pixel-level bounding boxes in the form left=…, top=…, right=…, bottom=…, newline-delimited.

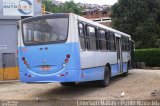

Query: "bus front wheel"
left=99, top=66, right=111, bottom=87
left=60, top=82, right=76, bottom=87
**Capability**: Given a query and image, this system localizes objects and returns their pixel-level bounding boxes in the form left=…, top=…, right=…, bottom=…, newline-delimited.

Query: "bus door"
left=116, top=37, right=123, bottom=73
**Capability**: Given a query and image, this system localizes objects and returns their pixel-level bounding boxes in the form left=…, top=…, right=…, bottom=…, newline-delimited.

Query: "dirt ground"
left=0, top=69, right=160, bottom=106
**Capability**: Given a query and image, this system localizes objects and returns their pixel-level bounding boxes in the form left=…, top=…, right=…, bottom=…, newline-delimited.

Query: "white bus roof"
left=20, top=13, right=131, bottom=38
left=73, top=13, right=131, bottom=38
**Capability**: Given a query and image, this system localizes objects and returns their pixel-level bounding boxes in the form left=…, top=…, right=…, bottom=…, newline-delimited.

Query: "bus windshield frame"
left=21, top=15, right=69, bottom=46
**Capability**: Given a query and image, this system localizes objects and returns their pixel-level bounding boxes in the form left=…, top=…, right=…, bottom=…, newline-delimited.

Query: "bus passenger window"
left=126, top=38, right=130, bottom=51
left=25, top=29, right=32, bottom=42
left=87, top=26, right=97, bottom=50
left=125, top=37, right=127, bottom=51
left=99, top=30, right=107, bottom=50
left=122, top=36, right=130, bottom=51
left=108, top=32, right=116, bottom=51
left=122, top=37, right=124, bottom=51
left=106, top=31, right=109, bottom=50
left=78, top=23, right=86, bottom=50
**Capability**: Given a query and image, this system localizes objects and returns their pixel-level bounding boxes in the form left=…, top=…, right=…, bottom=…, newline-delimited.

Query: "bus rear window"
left=22, top=18, right=68, bottom=45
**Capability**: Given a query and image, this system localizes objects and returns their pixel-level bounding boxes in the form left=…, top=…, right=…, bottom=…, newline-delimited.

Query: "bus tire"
left=60, top=82, right=76, bottom=86
left=99, top=66, right=111, bottom=87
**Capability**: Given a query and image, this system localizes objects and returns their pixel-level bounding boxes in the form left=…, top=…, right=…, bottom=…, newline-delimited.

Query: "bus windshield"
left=22, top=18, right=68, bottom=45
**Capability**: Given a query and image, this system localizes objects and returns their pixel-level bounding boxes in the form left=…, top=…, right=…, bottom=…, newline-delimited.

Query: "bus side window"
left=85, top=26, right=90, bottom=50
left=122, top=36, right=124, bottom=51
left=99, top=29, right=107, bottom=50
left=106, top=31, right=109, bottom=50
left=122, top=36, right=130, bottom=52
left=127, top=38, right=130, bottom=51
left=86, top=25, right=97, bottom=51
left=108, top=31, right=111, bottom=50
left=125, top=37, right=127, bottom=51
left=108, top=32, right=116, bottom=51
left=78, top=22, right=86, bottom=50
left=112, top=33, right=116, bottom=51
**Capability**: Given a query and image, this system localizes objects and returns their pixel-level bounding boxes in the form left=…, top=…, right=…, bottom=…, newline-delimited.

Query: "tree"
left=42, top=0, right=53, bottom=12
left=111, top=0, right=160, bottom=48
left=42, top=0, right=83, bottom=15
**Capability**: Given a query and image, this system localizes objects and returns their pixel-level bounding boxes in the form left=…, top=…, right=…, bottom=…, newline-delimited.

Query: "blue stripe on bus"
left=111, top=64, right=119, bottom=76
left=123, top=62, right=127, bottom=72
left=19, top=63, right=127, bottom=83
left=18, top=42, right=81, bottom=83
left=18, top=42, right=128, bottom=83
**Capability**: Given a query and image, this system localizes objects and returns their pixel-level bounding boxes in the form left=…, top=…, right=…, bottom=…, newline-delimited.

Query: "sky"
left=57, top=0, right=118, bottom=5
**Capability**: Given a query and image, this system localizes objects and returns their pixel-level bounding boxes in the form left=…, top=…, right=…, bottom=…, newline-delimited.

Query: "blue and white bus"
left=18, top=13, right=132, bottom=87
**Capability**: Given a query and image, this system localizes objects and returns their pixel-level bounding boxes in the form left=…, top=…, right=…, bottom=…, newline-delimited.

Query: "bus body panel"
left=77, top=15, right=131, bottom=78
left=80, top=51, right=120, bottom=77
left=18, top=42, right=81, bottom=83
left=18, top=13, right=132, bottom=83
left=80, top=51, right=129, bottom=77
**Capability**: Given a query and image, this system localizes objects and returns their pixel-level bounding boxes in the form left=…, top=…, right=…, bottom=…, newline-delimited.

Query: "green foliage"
left=42, top=0, right=53, bottom=12
left=112, top=0, right=160, bottom=49
left=42, top=0, right=83, bottom=15
left=135, top=48, right=160, bottom=66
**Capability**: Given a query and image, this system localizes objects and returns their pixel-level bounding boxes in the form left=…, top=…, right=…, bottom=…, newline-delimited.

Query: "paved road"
left=0, top=69, right=160, bottom=105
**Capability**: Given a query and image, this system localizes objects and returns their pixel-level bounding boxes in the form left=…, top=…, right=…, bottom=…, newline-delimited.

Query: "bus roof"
left=20, top=13, right=69, bottom=22
left=74, top=13, right=131, bottom=38
left=20, top=13, right=131, bottom=38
